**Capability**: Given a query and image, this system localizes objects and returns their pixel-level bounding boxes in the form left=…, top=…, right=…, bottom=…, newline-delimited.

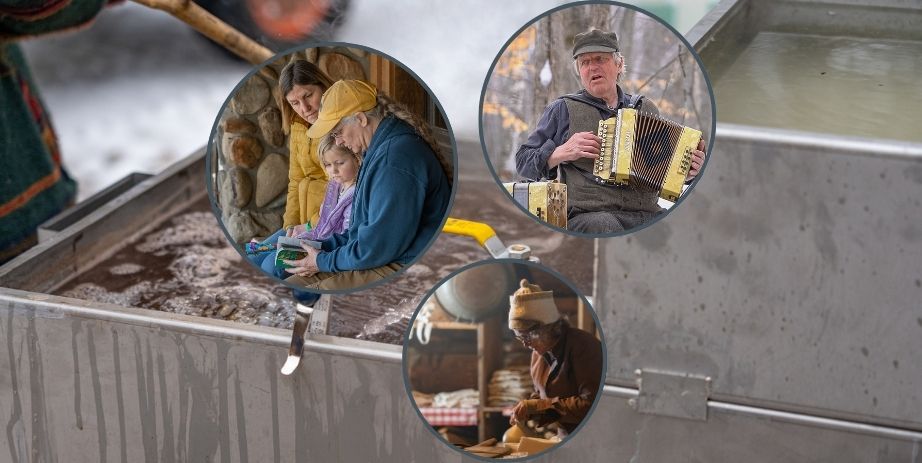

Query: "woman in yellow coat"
left=281, top=60, right=333, bottom=233
left=247, top=60, right=332, bottom=276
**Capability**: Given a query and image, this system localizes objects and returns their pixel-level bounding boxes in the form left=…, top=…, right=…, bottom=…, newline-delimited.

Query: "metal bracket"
left=308, top=294, right=332, bottom=334
left=629, top=368, right=712, bottom=421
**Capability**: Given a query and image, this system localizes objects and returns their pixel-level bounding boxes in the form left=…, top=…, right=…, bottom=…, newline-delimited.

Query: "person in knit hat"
left=508, top=278, right=603, bottom=438
left=508, top=278, right=560, bottom=330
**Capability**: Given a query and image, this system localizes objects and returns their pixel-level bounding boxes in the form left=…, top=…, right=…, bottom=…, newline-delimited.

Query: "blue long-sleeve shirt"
left=315, top=116, right=450, bottom=272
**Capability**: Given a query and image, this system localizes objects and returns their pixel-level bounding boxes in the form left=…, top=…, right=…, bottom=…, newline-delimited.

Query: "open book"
left=275, top=236, right=322, bottom=270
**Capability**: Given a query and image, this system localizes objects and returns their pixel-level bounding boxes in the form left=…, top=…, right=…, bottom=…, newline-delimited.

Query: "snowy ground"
left=21, top=0, right=709, bottom=201
left=21, top=3, right=250, bottom=200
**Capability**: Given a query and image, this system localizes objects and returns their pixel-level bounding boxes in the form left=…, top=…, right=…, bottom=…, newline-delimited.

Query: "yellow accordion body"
left=503, top=181, right=568, bottom=229
left=595, top=108, right=701, bottom=202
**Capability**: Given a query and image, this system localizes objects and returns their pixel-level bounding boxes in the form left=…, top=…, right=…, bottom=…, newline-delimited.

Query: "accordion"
left=503, top=181, right=567, bottom=229
left=595, top=108, right=702, bottom=202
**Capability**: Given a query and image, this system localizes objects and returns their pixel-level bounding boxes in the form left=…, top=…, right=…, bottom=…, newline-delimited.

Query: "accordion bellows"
left=595, top=108, right=701, bottom=202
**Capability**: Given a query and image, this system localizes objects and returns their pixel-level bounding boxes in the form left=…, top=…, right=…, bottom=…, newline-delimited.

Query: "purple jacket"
left=298, top=181, right=354, bottom=241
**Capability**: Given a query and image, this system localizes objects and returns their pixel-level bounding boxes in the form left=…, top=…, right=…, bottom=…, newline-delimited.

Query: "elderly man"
left=283, top=79, right=451, bottom=290
left=508, top=279, right=603, bottom=438
left=515, top=28, right=706, bottom=234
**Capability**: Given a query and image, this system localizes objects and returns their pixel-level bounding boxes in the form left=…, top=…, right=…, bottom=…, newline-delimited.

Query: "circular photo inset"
left=480, top=1, right=715, bottom=237
left=206, top=43, right=456, bottom=295
left=404, top=260, right=606, bottom=460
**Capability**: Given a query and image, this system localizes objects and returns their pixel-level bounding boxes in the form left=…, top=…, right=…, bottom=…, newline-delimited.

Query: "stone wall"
left=216, top=47, right=369, bottom=243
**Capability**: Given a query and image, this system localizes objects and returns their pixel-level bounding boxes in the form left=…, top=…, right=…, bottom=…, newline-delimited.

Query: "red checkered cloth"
left=419, top=407, right=478, bottom=427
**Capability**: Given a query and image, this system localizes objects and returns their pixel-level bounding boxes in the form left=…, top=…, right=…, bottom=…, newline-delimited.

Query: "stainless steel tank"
left=0, top=141, right=595, bottom=461
left=590, top=0, right=922, bottom=460
left=2, top=0, right=921, bottom=461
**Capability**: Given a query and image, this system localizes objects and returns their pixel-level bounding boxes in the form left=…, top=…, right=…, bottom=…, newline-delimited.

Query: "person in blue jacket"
left=282, top=79, right=451, bottom=291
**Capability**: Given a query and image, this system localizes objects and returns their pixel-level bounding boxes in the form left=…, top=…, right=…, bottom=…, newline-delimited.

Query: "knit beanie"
left=508, top=279, right=560, bottom=330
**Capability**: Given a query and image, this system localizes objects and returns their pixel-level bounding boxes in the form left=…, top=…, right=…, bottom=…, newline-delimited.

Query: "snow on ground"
left=22, top=1, right=569, bottom=200
left=20, top=0, right=708, bottom=201
left=336, top=0, right=568, bottom=140
left=21, top=3, right=250, bottom=201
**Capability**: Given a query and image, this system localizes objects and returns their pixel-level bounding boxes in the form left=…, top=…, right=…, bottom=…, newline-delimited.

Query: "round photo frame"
left=478, top=0, right=717, bottom=238
left=205, top=41, right=459, bottom=295
left=402, top=258, right=608, bottom=461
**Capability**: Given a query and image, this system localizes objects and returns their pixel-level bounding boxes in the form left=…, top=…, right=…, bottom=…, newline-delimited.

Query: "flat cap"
left=572, top=29, right=619, bottom=58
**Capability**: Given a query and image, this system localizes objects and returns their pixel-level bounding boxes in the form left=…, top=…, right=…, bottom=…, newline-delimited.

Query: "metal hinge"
left=629, top=368, right=712, bottom=421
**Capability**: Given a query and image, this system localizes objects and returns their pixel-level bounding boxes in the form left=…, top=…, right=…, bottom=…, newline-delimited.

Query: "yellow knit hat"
left=508, top=279, right=559, bottom=330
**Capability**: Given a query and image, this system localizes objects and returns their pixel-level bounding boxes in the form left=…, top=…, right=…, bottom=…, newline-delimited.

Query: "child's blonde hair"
left=317, top=133, right=363, bottom=167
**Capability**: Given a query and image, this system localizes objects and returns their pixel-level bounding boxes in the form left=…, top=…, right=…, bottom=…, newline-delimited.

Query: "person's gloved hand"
left=510, top=398, right=556, bottom=425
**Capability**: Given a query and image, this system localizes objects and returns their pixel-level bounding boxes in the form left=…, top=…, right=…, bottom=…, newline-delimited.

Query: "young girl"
left=248, top=134, right=362, bottom=278
left=297, top=135, right=361, bottom=243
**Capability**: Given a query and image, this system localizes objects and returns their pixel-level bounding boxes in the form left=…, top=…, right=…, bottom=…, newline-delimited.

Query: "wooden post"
left=131, top=0, right=273, bottom=65
left=477, top=313, right=504, bottom=443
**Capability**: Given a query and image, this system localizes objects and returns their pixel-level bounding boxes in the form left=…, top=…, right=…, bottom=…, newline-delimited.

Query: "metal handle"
left=442, top=217, right=534, bottom=260
left=131, top=0, right=273, bottom=65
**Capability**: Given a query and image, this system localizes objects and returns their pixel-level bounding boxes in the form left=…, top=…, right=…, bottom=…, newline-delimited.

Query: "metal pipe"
left=602, top=385, right=922, bottom=442
left=602, top=384, right=639, bottom=399
left=717, top=123, right=922, bottom=160
left=0, top=290, right=401, bottom=363
left=707, top=400, right=922, bottom=442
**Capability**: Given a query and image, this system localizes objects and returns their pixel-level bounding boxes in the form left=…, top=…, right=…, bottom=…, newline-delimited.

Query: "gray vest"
left=560, top=97, right=661, bottom=214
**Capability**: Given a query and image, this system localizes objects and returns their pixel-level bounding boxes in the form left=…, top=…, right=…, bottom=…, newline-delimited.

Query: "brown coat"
left=530, top=325, right=603, bottom=435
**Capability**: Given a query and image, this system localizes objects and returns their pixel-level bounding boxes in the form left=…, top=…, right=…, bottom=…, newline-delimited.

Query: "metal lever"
left=442, top=217, right=537, bottom=261
left=279, top=293, right=332, bottom=375
left=280, top=303, right=312, bottom=375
